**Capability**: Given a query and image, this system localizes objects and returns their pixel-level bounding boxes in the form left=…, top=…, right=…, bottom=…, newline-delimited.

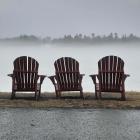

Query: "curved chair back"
left=13, top=56, right=39, bottom=90
left=98, top=55, right=124, bottom=91
left=54, top=57, right=80, bottom=90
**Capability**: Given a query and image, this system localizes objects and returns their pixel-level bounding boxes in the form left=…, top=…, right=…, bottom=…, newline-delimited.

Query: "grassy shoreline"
left=0, top=92, right=140, bottom=109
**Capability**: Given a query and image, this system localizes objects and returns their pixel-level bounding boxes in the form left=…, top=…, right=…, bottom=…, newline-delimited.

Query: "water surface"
left=0, top=43, right=139, bottom=92
left=0, top=108, right=140, bottom=140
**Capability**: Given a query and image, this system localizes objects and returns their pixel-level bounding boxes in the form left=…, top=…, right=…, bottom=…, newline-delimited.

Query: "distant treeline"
left=1, top=33, right=140, bottom=45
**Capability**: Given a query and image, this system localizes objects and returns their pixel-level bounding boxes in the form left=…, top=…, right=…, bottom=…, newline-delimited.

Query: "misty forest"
left=0, top=33, right=140, bottom=45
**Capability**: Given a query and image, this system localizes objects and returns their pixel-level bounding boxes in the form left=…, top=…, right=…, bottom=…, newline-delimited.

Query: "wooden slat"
left=117, top=58, right=124, bottom=88
left=109, top=56, right=113, bottom=90
left=20, top=57, right=24, bottom=89
left=75, top=58, right=79, bottom=89
left=55, top=58, right=62, bottom=90
left=113, top=56, right=117, bottom=89
left=105, top=56, right=108, bottom=90
left=102, top=57, right=106, bottom=91
left=31, top=58, right=35, bottom=89
left=28, top=57, right=31, bottom=89
left=72, top=58, right=75, bottom=88
left=68, top=57, right=73, bottom=89
left=24, top=57, right=27, bottom=89
left=65, top=57, right=69, bottom=89
left=63, top=58, right=67, bottom=89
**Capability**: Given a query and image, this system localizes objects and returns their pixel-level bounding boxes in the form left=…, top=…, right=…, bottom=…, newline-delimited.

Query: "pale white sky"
left=0, top=0, right=140, bottom=38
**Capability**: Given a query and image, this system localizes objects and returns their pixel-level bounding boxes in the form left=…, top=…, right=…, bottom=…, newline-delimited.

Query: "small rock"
left=30, top=123, right=35, bottom=126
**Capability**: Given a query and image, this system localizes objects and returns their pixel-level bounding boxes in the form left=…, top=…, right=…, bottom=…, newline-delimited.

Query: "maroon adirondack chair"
left=8, top=56, right=46, bottom=100
left=48, top=57, right=84, bottom=98
left=90, top=55, right=129, bottom=100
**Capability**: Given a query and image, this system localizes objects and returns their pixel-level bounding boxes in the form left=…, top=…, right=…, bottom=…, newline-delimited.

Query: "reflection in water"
left=0, top=43, right=139, bottom=92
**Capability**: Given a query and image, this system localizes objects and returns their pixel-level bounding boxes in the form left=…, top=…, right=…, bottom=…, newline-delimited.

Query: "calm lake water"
left=0, top=108, right=140, bottom=140
left=0, top=43, right=139, bottom=92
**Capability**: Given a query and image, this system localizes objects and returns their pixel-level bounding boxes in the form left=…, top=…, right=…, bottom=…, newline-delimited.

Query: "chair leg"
left=95, top=90, right=98, bottom=99
left=35, top=91, right=38, bottom=101
left=55, top=90, right=59, bottom=98
left=80, top=90, right=84, bottom=98
left=121, top=91, right=126, bottom=101
left=59, top=91, right=61, bottom=97
left=99, top=91, right=102, bottom=99
left=11, top=91, right=15, bottom=99
left=38, top=90, right=41, bottom=100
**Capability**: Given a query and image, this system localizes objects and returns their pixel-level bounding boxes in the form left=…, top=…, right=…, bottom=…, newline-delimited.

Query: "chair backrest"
left=98, top=55, right=124, bottom=91
left=54, top=57, right=80, bottom=89
left=13, top=56, right=39, bottom=90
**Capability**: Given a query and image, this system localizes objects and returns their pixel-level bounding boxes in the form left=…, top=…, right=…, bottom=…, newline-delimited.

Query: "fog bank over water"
left=0, top=42, right=139, bottom=92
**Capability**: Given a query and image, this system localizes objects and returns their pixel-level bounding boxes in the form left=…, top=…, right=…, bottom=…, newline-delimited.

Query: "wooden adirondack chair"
left=8, top=56, right=46, bottom=100
left=90, top=55, right=129, bottom=100
left=48, top=57, right=84, bottom=98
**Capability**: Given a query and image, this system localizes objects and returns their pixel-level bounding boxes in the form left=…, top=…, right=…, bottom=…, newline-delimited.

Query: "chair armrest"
left=80, top=74, right=85, bottom=77
left=79, top=74, right=85, bottom=79
left=125, top=74, right=130, bottom=77
left=38, top=75, right=46, bottom=85
left=124, top=74, right=130, bottom=81
left=7, top=74, right=14, bottom=78
left=89, top=74, right=98, bottom=84
left=48, top=75, right=57, bottom=85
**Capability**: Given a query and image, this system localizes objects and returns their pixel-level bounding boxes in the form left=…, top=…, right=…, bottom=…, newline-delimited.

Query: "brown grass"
left=0, top=92, right=140, bottom=109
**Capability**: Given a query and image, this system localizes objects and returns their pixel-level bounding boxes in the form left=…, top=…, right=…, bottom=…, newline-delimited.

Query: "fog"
left=0, top=0, right=140, bottom=38
left=0, top=43, right=139, bottom=92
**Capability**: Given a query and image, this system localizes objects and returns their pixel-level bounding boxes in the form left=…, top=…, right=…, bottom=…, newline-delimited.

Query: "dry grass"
left=0, top=92, right=140, bottom=109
